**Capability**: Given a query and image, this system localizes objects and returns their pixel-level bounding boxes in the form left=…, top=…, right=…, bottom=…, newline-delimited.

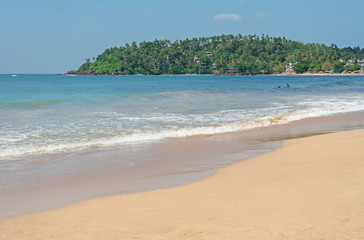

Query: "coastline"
left=2, top=73, right=364, bottom=223
left=1, top=128, right=364, bottom=239
left=63, top=71, right=364, bottom=76
left=1, top=111, right=363, bottom=221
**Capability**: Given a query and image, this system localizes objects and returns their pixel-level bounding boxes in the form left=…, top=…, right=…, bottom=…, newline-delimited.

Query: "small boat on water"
left=12, top=75, right=16, bottom=77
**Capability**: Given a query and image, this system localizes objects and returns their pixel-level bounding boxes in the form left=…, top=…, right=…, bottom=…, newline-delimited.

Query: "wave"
left=97, top=90, right=217, bottom=103
left=1, top=100, right=364, bottom=160
left=157, top=90, right=215, bottom=97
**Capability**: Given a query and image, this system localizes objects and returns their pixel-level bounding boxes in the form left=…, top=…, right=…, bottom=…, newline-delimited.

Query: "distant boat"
left=12, top=75, right=16, bottom=77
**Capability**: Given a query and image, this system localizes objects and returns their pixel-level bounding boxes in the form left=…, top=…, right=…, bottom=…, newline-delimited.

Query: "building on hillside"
left=346, top=59, right=354, bottom=66
left=205, top=52, right=213, bottom=59
left=193, top=56, right=200, bottom=63
left=359, top=59, right=364, bottom=69
left=285, top=62, right=294, bottom=73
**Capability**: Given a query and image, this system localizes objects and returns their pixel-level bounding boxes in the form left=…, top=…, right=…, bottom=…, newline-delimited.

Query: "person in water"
left=286, top=84, right=290, bottom=87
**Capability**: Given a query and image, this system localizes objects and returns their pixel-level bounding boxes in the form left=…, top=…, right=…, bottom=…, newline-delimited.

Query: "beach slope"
left=1, top=129, right=364, bottom=240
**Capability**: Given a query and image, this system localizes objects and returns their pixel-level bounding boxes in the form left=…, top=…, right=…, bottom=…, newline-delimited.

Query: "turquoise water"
left=1, top=73, right=364, bottom=220
left=1, top=74, right=364, bottom=159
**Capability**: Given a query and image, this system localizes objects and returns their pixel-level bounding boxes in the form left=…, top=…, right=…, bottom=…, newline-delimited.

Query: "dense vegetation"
left=69, top=34, right=364, bottom=75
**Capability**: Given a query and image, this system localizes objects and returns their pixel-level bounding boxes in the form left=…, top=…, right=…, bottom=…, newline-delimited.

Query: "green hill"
left=69, top=34, right=364, bottom=75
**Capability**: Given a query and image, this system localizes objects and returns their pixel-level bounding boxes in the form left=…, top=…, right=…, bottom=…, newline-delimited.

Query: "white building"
left=346, top=59, right=354, bottom=66
left=205, top=52, right=213, bottom=59
left=285, top=62, right=294, bottom=72
left=359, top=59, right=364, bottom=68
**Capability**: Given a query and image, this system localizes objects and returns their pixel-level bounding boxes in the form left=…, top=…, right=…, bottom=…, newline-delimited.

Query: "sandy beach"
left=1, top=129, right=364, bottom=239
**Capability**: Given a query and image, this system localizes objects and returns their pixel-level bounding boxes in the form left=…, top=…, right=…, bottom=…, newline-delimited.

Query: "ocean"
left=1, top=74, right=364, bottom=219
left=2, top=74, right=364, bottom=159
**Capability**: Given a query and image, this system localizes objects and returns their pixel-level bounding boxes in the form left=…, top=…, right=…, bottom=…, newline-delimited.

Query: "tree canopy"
left=69, top=34, right=364, bottom=75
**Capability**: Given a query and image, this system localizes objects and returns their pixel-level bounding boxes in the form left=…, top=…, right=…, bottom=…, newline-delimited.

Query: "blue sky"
left=1, top=0, right=363, bottom=73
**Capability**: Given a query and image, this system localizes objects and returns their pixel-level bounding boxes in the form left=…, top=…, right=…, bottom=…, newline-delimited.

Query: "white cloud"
left=213, top=13, right=242, bottom=21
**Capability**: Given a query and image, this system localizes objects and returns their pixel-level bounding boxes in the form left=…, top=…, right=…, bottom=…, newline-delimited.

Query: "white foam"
left=1, top=92, right=364, bottom=160
left=1, top=100, right=364, bottom=160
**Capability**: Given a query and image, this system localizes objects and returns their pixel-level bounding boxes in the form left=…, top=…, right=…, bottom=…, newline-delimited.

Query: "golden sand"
left=1, top=129, right=364, bottom=239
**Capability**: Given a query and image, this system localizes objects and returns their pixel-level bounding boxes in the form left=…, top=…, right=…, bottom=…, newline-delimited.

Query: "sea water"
left=1, top=74, right=364, bottom=219
left=1, top=74, right=364, bottom=160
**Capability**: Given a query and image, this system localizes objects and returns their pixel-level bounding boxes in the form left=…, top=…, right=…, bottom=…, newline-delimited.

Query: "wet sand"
left=1, top=129, right=364, bottom=239
left=0, top=112, right=364, bottom=221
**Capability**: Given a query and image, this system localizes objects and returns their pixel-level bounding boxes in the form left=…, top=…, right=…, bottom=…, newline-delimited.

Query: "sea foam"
left=1, top=74, right=364, bottom=160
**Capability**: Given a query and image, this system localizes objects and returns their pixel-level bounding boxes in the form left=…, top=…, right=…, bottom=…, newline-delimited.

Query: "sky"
left=1, top=0, right=363, bottom=74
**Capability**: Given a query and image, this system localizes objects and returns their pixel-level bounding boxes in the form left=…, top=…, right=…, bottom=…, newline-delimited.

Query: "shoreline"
left=1, top=111, right=364, bottom=222
left=62, top=71, right=364, bottom=76
left=1, top=129, right=363, bottom=239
